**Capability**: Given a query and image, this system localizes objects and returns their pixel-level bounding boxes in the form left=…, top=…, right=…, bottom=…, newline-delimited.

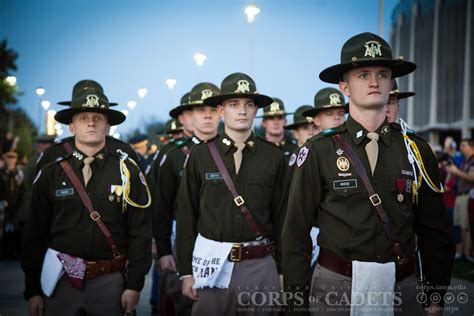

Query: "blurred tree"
left=0, top=39, right=37, bottom=157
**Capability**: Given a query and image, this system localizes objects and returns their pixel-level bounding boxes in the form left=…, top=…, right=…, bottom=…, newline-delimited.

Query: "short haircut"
left=461, top=138, right=474, bottom=148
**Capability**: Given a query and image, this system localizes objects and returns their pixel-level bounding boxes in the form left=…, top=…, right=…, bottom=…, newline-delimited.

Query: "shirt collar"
left=345, top=115, right=391, bottom=147
left=219, top=132, right=257, bottom=154
left=71, top=145, right=108, bottom=169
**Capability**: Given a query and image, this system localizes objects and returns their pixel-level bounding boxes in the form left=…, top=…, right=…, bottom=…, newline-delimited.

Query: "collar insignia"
left=73, top=151, right=83, bottom=160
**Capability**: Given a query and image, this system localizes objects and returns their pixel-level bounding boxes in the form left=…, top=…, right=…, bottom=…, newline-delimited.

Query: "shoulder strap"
left=63, top=142, right=74, bottom=154
left=332, top=134, right=405, bottom=261
left=59, top=160, right=121, bottom=258
left=207, top=140, right=262, bottom=237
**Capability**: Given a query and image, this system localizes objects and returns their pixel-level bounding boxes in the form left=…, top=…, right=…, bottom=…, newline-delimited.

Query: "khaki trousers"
left=308, top=264, right=424, bottom=315
left=45, top=271, right=124, bottom=316
left=192, top=255, right=281, bottom=316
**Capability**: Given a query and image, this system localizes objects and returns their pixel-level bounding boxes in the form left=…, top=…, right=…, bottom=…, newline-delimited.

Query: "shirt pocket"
left=383, top=174, right=414, bottom=214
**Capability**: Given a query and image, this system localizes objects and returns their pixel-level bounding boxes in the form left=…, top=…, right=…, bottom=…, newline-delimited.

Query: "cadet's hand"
left=27, top=295, right=44, bottom=316
left=121, top=289, right=139, bottom=314
left=159, top=255, right=177, bottom=272
left=182, top=276, right=198, bottom=300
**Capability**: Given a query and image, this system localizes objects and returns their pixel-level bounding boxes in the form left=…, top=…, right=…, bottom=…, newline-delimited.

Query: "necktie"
left=233, top=143, right=246, bottom=174
left=365, top=132, right=379, bottom=175
left=82, top=157, right=95, bottom=186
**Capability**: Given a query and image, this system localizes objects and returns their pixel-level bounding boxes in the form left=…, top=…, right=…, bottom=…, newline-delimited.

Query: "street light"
left=138, top=88, right=148, bottom=99
left=245, top=4, right=260, bottom=23
left=127, top=100, right=137, bottom=110
left=41, top=100, right=51, bottom=110
left=5, top=76, right=17, bottom=86
left=36, top=87, right=45, bottom=96
left=166, top=78, right=177, bottom=90
left=194, top=53, right=207, bottom=67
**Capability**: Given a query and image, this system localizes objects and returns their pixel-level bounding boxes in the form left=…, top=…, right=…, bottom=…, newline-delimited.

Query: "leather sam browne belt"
left=85, top=255, right=127, bottom=279
left=317, top=248, right=415, bottom=282
left=229, top=241, right=275, bottom=262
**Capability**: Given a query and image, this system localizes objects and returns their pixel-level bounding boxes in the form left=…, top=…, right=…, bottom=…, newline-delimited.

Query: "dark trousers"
left=44, top=271, right=124, bottom=316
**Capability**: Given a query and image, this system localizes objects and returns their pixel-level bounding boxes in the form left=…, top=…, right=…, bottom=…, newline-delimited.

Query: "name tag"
left=206, top=172, right=223, bottom=180
left=333, top=179, right=358, bottom=190
left=55, top=188, right=74, bottom=197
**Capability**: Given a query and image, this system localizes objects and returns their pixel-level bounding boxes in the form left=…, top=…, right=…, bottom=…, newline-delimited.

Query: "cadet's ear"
left=69, top=123, right=75, bottom=135
left=339, top=81, right=350, bottom=97
left=216, top=105, right=224, bottom=118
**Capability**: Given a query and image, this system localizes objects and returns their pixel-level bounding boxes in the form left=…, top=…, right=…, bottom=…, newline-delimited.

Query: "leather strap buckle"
left=369, top=194, right=381, bottom=206
left=90, top=211, right=101, bottom=221
left=234, top=196, right=245, bottom=206
left=229, top=244, right=242, bottom=262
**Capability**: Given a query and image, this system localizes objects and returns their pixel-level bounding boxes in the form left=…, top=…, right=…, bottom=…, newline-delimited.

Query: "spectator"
left=447, top=138, right=474, bottom=262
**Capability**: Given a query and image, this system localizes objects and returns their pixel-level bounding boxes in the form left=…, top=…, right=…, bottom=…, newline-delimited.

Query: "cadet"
left=17, top=135, right=55, bottom=233
left=170, top=93, right=194, bottom=138
left=0, top=151, right=24, bottom=259
left=129, top=134, right=151, bottom=171
left=385, top=80, right=415, bottom=123
left=177, top=73, right=288, bottom=315
left=259, top=98, right=297, bottom=160
left=282, top=32, right=454, bottom=315
left=36, top=80, right=138, bottom=172
left=284, top=105, right=318, bottom=172
left=147, top=94, right=191, bottom=188
left=302, top=87, right=347, bottom=131
left=21, top=87, right=152, bottom=315
left=155, top=82, right=221, bottom=316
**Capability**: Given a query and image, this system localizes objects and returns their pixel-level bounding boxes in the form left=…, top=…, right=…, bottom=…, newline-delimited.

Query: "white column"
left=407, top=3, right=417, bottom=127
left=462, top=0, right=472, bottom=137
left=429, top=0, right=441, bottom=127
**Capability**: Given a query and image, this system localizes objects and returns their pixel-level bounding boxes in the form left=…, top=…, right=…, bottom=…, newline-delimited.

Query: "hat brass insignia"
left=270, top=102, right=280, bottom=112
left=329, top=93, right=342, bottom=105
left=83, top=94, right=101, bottom=108
left=235, top=80, right=250, bottom=93
left=337, top=157, right=350, bottom=171
left=364, top=40, right=382, bottom=58
left=201, top=89, right=213, bottom=100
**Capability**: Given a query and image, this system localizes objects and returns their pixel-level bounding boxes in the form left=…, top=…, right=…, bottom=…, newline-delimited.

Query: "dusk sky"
left=0, top=0, right=398, bottom=138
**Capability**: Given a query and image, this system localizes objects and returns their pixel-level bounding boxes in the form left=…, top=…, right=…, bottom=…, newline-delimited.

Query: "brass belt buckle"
left=90, top=211, right=101, bottom=221
left=234, top=196, right=245, bottom=206
left=229, top=244, right=242, bottom=262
